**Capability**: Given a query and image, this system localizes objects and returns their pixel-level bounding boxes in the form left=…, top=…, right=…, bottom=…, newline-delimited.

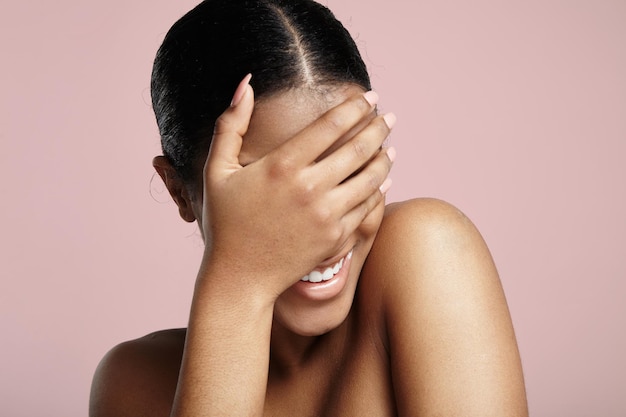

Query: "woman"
left=90, top=0, right=528, bottom=415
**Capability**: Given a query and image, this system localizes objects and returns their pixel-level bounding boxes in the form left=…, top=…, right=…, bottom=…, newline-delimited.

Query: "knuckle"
left=330, top=226, right=345, bottom=242
left=361, top=195, right=378, bottom=219
left=320, top=111, right=344, bottom=132
left=344, top=186, right=360, bottom=210
left=351, top=92, right=374, bottom=114
left=371, top=190, right=383, bottom=207
left=267, top=155, right=295, bottom=179
left=294, top=175, right=318, bottom=205
left=365, top=170, right=381, bottom=192
left=213, top=114, right=233, bottom=134
left=312, top=204, right=333, bottom=225
left=351, top=138, right=370, bottom=160
left=327, top=224, right=344, bottom=243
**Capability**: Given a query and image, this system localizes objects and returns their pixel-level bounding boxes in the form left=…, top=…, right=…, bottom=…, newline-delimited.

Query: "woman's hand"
left=200, top=75, right=395, bottom=301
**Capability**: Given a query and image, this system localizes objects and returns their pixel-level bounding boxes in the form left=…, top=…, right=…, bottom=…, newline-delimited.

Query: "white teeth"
left=300, top=249, right=353, bottom=283
left=322, top=267, right=333, bottom=280
left=309, top=271, right=323, bottom=283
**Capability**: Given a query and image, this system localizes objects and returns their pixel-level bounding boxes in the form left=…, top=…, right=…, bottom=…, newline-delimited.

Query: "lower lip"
left=290, top=251, right=353, bottom=302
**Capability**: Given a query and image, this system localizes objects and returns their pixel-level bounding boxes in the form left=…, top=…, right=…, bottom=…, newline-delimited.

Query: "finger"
left=339, top=176, right=388, bottom=236
left=271, top=91, right=379, bottom=168
left=205, top=74, right=255, bottom=177
left=330, top=146, right=394, bottom=213
left=315, top=112, right=395, bottom=187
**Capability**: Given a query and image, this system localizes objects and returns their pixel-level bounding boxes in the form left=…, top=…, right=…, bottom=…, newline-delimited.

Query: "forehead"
left=238, top=84, right=367, bottom=166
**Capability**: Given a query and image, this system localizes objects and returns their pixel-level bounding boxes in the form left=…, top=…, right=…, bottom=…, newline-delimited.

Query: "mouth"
left=300, top=249, right=353, bottom=283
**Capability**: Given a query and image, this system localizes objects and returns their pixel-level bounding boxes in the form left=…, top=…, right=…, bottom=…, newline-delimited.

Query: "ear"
left=152, top=156, right=197, bottom=223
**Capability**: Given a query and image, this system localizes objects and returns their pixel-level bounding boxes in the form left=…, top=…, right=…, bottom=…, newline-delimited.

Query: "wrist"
left=195, top=249, right=281, bottom=309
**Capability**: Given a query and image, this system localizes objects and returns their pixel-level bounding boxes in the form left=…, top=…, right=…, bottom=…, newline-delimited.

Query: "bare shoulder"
left=381, top=197, right=479, bottom=244
left=365, top=198, right=528, bottom=416
left=89, top=328, right=186, bottom=417
left=358, top=198, right=489, bottom=336
left=364, top=197, right=488, bottom=285
left=373, top=197, right=507, bottom=330
left=373, top=197, right=496, bottom=285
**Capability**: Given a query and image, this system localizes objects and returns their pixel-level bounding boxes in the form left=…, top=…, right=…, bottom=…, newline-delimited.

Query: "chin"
left=277, top=305, right=352, bottom=337
left=273, top=276, right=358, bottom=337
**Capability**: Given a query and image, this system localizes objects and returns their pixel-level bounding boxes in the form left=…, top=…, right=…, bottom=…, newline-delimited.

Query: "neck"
left=268, top=318, right=350, bottom=378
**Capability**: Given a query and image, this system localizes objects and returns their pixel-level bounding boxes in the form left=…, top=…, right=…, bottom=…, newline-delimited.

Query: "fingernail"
left=379, top=177, right=392, bottom=194
left=386, top=146, right=396, bottom=162
left=230, top=73, right=252, bottom=107
left=383, top=113, right=396, bottom=129
left=363, top=91, right=379, bottom=106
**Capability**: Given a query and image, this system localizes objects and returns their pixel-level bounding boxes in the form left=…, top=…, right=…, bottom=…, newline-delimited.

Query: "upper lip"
left=314, top=245, right=354, bottom=270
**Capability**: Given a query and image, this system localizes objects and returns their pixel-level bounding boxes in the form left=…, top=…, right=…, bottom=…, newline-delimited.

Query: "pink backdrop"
left=1, top=1, right=624, bottom=415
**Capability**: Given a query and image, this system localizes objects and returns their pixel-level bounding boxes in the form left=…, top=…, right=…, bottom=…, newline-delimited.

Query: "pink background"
left=1, top=1, right=624, bottom=416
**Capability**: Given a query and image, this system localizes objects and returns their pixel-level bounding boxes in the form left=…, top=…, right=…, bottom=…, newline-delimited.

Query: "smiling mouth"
left=300, top=250, right=353, bottom=283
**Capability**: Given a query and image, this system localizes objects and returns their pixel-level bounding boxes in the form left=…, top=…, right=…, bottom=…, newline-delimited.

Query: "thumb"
left=205, top=74, right=255, bottom=178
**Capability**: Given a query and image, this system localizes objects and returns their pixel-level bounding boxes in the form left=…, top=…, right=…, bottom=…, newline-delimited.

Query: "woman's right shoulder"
left=89, top=328, right=186, bottom=417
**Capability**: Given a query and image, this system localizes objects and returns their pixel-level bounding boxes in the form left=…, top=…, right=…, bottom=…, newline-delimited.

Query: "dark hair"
left=151, top=0, right=371, bottom=185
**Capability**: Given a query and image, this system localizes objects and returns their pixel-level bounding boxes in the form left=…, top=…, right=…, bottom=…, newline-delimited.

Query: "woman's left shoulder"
left=361, top=198, right=528, bottom=415
left=366, top=197, right=503, bottom=311
left=359, top=197, right=495, bottom=321
left=365, top=197, right=491, bottom=281
left=380, top=197, right=480, bottom=245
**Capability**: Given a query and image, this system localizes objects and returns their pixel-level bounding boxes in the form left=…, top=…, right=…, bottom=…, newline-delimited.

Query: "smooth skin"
left=90, top=78, right=528, bottom=416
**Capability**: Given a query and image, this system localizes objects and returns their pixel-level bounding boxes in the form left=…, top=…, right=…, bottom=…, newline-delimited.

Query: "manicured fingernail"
left=230, top=73, right=252, bottom=107
left=379, top=177, right=392, bottom=194
left=383, top=113, right=396, bottom=129
left=386, top=146, right=396, bottom=162
left=363, top=91, right=379, bottom=106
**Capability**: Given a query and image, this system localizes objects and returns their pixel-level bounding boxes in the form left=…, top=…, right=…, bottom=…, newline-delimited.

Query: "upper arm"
left=375, top=199, right=527, bottom=417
